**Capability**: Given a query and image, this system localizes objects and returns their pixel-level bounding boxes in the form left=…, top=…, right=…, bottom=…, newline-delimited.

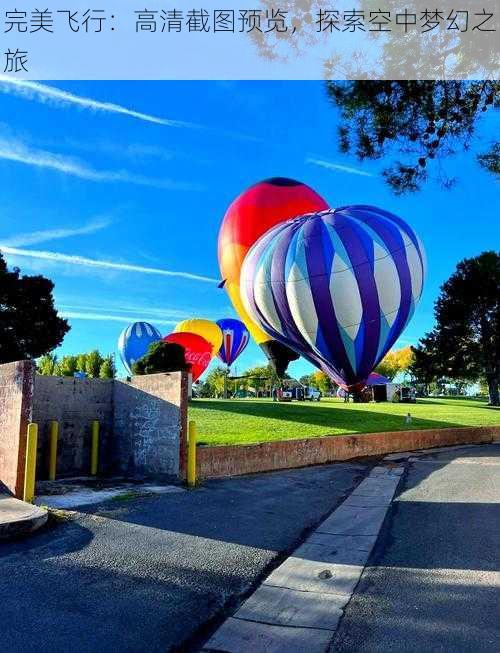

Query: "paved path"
left=0, top=461, right=369, bottom=653
left=331, top=443, right=500, bottom=653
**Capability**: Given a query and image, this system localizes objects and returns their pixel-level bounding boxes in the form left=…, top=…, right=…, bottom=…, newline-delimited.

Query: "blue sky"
left=0, top=80, right=497, bottom=379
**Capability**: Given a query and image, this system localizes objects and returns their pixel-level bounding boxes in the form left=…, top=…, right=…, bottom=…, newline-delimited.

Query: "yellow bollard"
left=90, top=420, right=99, bottom=476
left=23, top=423, right=38, bottom=503
left=48, top=420, right=58, bottom=481
left=187, top=420, right=197, bottom=488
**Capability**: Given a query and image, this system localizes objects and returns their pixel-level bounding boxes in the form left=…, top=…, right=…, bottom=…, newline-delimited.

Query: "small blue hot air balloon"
left=118, top=321, right=162, bottom=375
left=216, top=318, right=250, bottom=368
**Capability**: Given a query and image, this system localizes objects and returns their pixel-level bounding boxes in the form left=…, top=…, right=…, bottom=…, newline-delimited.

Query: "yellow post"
left=23, top=423, right=38, bottom=503
left=48, top=420, right=58, bottom=481
left=187, top=420, right=197, bottom=488
left=90, top=420, right=99, bottom=476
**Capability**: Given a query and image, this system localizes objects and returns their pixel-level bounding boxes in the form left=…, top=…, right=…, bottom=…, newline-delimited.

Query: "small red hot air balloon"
left=163, top=332, right=212, bottom=382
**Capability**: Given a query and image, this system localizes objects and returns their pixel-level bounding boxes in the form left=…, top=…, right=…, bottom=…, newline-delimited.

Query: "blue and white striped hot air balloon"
left=240, top=205, right=426, bottom=391
left=117, top=321, right=162, bottom=375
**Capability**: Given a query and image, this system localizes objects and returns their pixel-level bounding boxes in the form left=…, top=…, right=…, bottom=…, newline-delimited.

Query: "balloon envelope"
left=241, top=205, right=426, bottom=392
left=118, top=321, right=162, bottom=375
left=163, top=332, right=212, bottom=382
left=174, top=319, right=223, bottom=355
left=218, top=177, right=328, bottom=347
left=216, top=318, right=250, bottom=367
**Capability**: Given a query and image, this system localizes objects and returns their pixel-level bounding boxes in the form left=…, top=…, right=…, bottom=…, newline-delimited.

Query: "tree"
left=38, top=350, right=116, bottom=378
left=54, top=355, right=78, bottom=377
left=376, top=346, right=415, bottom=381
left=132, top=341, right=189, bottom=376
left=99, top=354, right=116, bottom=379
left=85, top=350, right=104, bottom=378
left=201, top=367, right=227, bottom=398
left=37, top=353, right=58, bottom=376
left=0, top=251, right=70, bottom=364
left=310, top=371, right=332, bottom=395
left=327, top=81, right=499, bottom=194
left=413, top=251, right=500, bottom=405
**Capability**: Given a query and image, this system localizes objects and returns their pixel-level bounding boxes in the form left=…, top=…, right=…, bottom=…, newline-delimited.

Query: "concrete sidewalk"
left=0, top=494, right=48, bottom=540
left=203, top=464, right=404, bottom=652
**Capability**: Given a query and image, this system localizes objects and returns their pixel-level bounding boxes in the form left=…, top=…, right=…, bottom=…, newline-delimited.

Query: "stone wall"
left=32, top=375, right=114, bottom=479
left=0, top=360, right=34, bottom=496
left=113, top=372, right=188, bottom=479
left=196, top=425, right=500, bottom=479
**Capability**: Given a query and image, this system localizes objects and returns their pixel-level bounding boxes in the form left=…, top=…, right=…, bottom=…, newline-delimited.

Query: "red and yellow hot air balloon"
left=218, top=177, right=328, bottom=375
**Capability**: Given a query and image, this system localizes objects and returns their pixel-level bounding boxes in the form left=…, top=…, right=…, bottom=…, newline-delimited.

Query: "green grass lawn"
left=189, top=397, right=500, bottom=446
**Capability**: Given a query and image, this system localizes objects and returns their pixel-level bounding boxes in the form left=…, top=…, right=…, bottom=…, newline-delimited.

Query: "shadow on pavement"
left=332, top=443, right=500, bottom=653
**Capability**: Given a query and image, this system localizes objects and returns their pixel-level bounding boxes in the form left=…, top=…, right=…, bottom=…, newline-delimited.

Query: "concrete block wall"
left=0, top=361, right=188, bottom=495
left=113, top=372, right=188, bottom=479
left=32, top=375, right=114, bottom=479
left=0, top=360, right=34, bottom=496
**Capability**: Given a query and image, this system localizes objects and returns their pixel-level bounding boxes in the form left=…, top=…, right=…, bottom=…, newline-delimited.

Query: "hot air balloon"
left=240, top=205, right=426, bottom=393
left=163, top=332, right=212, bottom=382
left=218, top=177, right=328, bottom=376
left=174, top=319, right=223, bottom=356
left=118, top=321, right=162, bottom=375
left=216, top=318, right=250, bottom=368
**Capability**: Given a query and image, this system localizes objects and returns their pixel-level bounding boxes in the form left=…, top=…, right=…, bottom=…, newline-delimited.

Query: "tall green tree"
left=85, top=350, right=104, bottom=378
left=201, top=366, right=227, bottom=398
left=413, top=251, right=500, bottom=405
left=37, top=353, right=58, bottom=376
left=327, top=81, right=498, bottom=194
left=54, top=355, right=79, bottom=377
left=0, top=251, right=69, bottom=364
left=99, top=354, right=116, bottom=379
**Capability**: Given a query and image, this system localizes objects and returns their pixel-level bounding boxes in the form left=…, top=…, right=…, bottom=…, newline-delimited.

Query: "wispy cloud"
left=307, top=157, right=374, bottom=177
left=56, top=301, right=198, bottom=327
left=0, top=245, right=218, bottom=284
left=59, top=310, right=177, bottom=327
left=1, top=217, right=111, bottom=247
left=0, top=77, right=197, bottom=128
left=0, top=137, right=203, bottom=190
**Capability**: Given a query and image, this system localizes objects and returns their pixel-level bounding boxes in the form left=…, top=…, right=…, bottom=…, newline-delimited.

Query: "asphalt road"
left=332, top=443, right=500, bottom=653
left=0, top=461, right=369, bottom=653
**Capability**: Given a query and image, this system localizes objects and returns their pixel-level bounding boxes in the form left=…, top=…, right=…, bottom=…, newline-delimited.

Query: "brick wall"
left=113, top=371, right=188, bottom=479
left=196, top=425, right=500, bottom=479
left=32, top=375, right=114, bottom=478
left=0, top=360, right=34, bottom=496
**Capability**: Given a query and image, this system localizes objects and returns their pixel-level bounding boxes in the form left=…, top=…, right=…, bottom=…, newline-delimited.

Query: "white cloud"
left=0, top=245, right=218, bottom=284
left=1, top=217, right=111, bottom=247
left=0, top=77, right=197, bottom=128
left=307, top=157, right=374, bottom=177
left=0, top=136, right=203, bottom=190
left=59, top=310, right=177, bottom=327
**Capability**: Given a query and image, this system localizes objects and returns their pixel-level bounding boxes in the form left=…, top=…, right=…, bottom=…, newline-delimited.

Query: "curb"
left=202, top=464, right=404, bottom=652
left=0, top=495, right=48, bottom=541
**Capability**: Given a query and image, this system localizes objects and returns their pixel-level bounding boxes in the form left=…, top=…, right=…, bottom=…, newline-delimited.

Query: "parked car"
left=303, top=386, right=321, bottom=401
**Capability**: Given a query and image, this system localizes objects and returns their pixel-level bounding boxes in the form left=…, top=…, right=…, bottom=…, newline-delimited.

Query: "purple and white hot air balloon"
left=240, top=205, right=426, bottom=392
left=118, top=321, right=162, bottom=375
